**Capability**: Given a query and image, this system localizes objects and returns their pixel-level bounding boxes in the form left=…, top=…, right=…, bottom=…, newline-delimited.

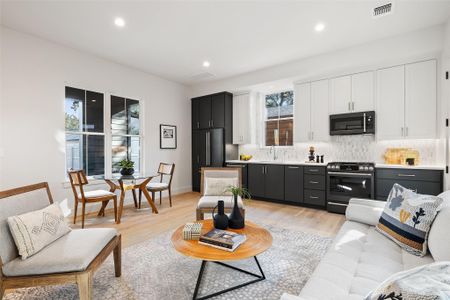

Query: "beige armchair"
left=0, top=182, right=121, bottom=300
left=196, top=167, right=245, bottom=220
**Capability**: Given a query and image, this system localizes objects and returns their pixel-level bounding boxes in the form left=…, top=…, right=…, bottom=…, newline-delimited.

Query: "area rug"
left=4, top=225, right=332, bottom=300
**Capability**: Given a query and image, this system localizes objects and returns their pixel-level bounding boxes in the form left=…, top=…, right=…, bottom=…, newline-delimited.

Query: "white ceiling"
left=2, top=1, right=450, bottom=85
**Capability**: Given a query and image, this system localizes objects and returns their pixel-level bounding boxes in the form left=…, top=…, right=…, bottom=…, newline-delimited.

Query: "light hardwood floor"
left=71, top=192, right=345, bottom=248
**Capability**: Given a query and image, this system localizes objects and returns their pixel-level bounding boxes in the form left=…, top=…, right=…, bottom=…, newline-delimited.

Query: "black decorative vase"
left=228, top=195, right=245, bottom=229
left=120, top=168, right=134, bottom=176
left=212, top=200, right=229, bottom=230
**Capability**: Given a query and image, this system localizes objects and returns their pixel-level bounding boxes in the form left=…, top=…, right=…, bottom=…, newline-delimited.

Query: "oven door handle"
left=327, top=171, right=373, bottom=177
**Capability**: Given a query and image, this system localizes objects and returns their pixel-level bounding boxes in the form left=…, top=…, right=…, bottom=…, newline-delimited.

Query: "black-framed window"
left=65, top=86, right=105, bottom=176
left=111, top=95, right=141, bottom=174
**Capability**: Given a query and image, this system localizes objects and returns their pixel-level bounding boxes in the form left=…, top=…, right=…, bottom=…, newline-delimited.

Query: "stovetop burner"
left=327, top=162, right=375, bottom=172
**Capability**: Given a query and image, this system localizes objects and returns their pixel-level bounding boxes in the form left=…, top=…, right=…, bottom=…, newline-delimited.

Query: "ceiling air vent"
left=190, top=72, right=215, bottom=81
left=373, top=3, right=393, bottom=18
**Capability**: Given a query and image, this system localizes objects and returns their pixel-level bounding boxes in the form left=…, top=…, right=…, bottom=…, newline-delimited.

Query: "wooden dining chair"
left=139, top=163, right=175, bottom=208
left=68, top=170, right=118, bottom=228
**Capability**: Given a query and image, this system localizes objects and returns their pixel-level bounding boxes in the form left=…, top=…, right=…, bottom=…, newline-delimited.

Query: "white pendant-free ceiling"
left=1, top=1, right=450, bottom=85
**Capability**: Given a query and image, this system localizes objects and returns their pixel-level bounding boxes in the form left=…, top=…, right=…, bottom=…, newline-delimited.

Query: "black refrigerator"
left=192, top=128, right=226, bottom=192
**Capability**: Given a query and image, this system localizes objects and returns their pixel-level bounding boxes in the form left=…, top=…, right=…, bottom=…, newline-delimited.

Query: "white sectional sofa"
left=281, top=197, right=446, bottom=300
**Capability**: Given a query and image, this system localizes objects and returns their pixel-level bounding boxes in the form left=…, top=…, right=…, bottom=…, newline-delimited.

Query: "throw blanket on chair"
left=365, top=262, right=450, bottom=300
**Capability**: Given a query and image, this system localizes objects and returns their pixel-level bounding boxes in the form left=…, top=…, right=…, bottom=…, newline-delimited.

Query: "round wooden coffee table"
left=171, top=220, right=272, bottom=300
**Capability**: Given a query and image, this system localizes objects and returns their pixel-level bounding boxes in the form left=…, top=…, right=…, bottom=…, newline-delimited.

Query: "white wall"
left=191, top=25, right=444, bottom=96
left=0, top=27, right=191, bottom=213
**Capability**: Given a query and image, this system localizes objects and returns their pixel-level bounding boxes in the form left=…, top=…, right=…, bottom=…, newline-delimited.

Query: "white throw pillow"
left=437, top=190, right=450, bottom=209
left=428, top=206, right=450, bottom=261
left=204, top=177, right=237, bottom=196
left=7, top=203, right=72, bottom=259
left=365, top=262, right=450, bottom=300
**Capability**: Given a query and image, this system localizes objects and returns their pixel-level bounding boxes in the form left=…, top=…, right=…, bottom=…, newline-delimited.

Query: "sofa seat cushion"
left=298, top=220, right=434, bottom=300
left=79, top=190, right=114, bottom=199
left=197, top=196, right=244, bottom=209
left=2, top=228, right=117, bottom=276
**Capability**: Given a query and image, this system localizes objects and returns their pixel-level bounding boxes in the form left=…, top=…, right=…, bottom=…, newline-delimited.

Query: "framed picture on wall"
left=160, top=124, right=177, bottom=149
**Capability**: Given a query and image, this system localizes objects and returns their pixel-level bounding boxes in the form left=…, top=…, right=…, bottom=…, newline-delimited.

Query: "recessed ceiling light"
left=203, top=61, right=210, bottom=68
left=315, top=22, right=325, bottom=32
left=114, top=17, right=125, bottom=27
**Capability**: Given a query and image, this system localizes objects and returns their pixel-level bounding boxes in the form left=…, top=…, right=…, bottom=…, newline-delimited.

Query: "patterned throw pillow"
left=204, top=177, right=238, bottom=196
left=376, top=184, right=442, bottom=256
left=7, top=203, right=71, bottom=259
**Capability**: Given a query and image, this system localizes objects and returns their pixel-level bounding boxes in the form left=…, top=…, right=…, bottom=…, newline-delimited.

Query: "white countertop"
left=375, top=163, right=445, bottom=171
left=226, top=160, right=328, bottom=166
left=226, top=160, right=445, bottom=170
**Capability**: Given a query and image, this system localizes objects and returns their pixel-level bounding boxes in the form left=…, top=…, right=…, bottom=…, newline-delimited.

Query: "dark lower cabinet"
left=226, top=163, right=249, bottom=189
left=375, top=168, right=443, bottom=200
left=304, top=166, right=326, bottom=207
left=248, top=164, right=266, bottom=198
left=248, top=164, right=284, bottom=201
left=265, top=165, right=285, bottom=200
left=284, top=166, right=304, bottom=203
left=304, top=189, right=326, bottom=206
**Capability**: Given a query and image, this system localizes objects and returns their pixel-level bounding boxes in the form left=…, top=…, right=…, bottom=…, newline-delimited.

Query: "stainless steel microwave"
left=329, top=111, right=375, bottom=136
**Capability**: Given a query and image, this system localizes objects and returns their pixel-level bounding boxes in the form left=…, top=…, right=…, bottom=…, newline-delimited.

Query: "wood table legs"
left=97, top=178, right=158, bottom=224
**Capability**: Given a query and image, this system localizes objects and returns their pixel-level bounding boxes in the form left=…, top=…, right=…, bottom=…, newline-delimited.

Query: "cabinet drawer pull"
left=309, top=196, right=319, bottom=199
left=328, top=202, right=348, bottom=207
left=397, top=174, right=416, bottom=177
left=308, top=169, right=319, bottom=172
left=309, top=181, right=319, bottom=184
left=288, top=166, right=299, bottom=169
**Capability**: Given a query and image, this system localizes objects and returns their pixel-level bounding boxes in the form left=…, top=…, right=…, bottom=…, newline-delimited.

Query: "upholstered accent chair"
left=196, top=167, right=245, bottom=220
left=139, top=162, right=175, bottom=208
left=68, top=170, right=118, bottom=228
left=0, top=182, right=121, bottom=300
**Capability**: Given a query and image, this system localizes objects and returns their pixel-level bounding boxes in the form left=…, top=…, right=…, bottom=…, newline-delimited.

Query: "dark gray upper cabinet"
left=284, top=165, right=304, bottom=203
left=192, top=98, right=201, bottom=129
left=211, top=93, right=225, bottom=128
left=375, top=168, right=443, bottom=200
left=199, top=96, right=212, bottom=129
left=265, top=165, right=285, bottom=200
left=248, top=164, right=266, bottom=199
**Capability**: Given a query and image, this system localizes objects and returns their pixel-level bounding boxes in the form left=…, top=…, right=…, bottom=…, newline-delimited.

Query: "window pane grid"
left=65, top=86, right=105, bottom=176
left=111, top=95, right=141, bottom=174
left=265, top=90, right=294, bottom=146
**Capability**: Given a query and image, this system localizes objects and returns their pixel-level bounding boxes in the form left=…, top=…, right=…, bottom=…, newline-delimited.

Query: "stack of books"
left=199, top=229, right=247, bottom=252
left=182, top=222, right=203, bottom=240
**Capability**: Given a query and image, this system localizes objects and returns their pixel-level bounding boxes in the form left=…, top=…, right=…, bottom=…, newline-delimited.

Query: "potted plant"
left=119, top=159, right=135, bottom=176
left=225, top=186, right=251, bottom=229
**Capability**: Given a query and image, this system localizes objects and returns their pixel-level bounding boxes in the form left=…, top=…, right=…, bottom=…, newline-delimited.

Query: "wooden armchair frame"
left=0, top=182, right=121, bottom=300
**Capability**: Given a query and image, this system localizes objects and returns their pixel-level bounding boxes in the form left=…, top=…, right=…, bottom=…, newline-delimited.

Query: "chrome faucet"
left=269, top=145, right=278, bottom=161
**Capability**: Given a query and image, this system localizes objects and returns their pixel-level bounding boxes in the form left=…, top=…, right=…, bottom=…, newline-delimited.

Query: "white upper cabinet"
left=351, top=71, right=375, bottom=112
left=294, top=80, right=329, bottom=143
left=405, top=60, right=437, bottom=139
left=294, top=82, right=311, bottom=143
left=330, top=75, right=351, bottom=114
left=330, top=71, right=374, bottom=114
left=376, top=60, right=436, bottom=140
left=377, top=65, right=405, bottom=140
left=233, top=93, right=253, bottom=144
left=311, top=80, right=330, bottom=142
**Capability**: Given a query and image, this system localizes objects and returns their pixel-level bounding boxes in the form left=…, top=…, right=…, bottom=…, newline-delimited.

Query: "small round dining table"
left=94, top=174, right=159, bottom=223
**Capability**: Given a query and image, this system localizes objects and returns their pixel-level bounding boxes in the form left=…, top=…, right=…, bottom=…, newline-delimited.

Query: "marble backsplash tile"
left=239, top=135, right=444, bottom=165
